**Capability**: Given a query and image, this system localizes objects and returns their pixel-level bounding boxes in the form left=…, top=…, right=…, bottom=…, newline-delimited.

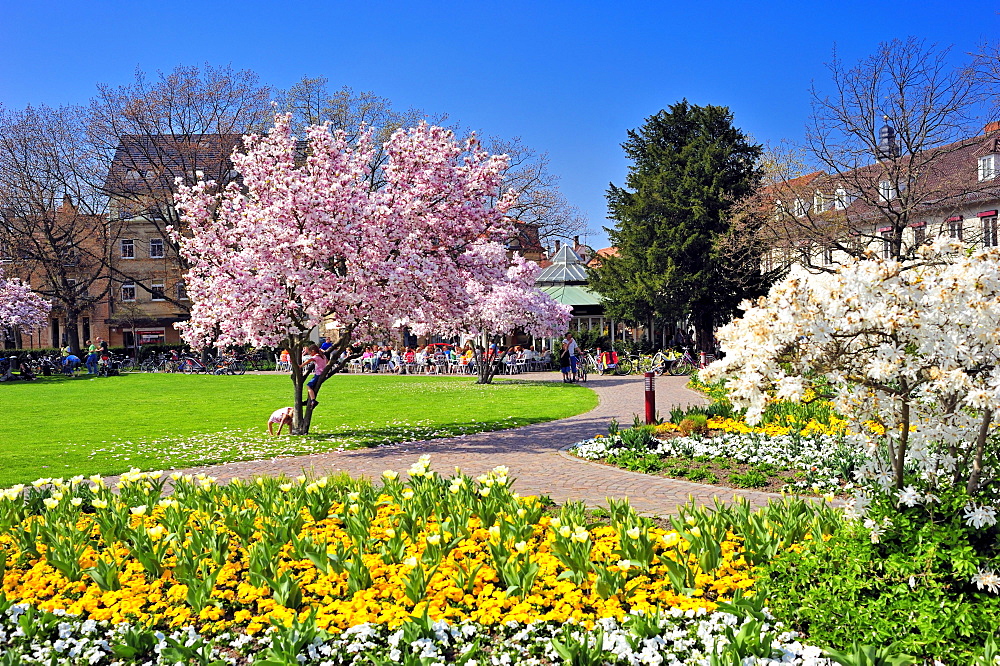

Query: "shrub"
left=760, top=487, right=1000, bottom=663
left=730, top=470, right=769, bottom=488
left=679, top=414, right=709, bottom=436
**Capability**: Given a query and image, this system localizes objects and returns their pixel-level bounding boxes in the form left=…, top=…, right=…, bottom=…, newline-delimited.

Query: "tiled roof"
left=104, top=134, right=244, bottom=195
left=783, top=134, right=1000, bottom=222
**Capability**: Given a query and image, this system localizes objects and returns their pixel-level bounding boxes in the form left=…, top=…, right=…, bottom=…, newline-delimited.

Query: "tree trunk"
left=967, top=409, right=992, bottom=495
left=474, top=343, right=501, bottom=385
left=289, top=338, right=309, bottom=435
left=65, top=309, right=81, bottom=354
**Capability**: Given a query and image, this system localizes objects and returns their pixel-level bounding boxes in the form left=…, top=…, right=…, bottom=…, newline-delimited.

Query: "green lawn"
left=0, top=373, right=596, bottom=486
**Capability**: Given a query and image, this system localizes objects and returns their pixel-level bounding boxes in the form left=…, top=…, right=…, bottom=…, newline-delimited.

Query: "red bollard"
left=644, top=372, right=655, bottom=424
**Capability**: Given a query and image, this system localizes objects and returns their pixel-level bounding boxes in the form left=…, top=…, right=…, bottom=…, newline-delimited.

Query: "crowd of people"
left=277, top=339, right=558, bottom=379
left=1, top=337, right=117, bottom=381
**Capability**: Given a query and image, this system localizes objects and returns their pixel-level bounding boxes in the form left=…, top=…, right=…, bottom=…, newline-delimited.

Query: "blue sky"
left=2, top=0, right=998, bottom=247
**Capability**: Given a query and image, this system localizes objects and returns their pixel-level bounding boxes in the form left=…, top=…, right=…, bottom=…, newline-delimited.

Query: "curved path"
left=156, top=373, right=776, bottom=515
left=162, top=373, right=782, bottom=516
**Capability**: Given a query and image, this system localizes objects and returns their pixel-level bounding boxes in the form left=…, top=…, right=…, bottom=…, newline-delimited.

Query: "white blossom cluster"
left=701, top=241, right=1000, bottom=543
left=0, top=600, right=839, bottom=665
left=572, top=432, right=857, bottom=493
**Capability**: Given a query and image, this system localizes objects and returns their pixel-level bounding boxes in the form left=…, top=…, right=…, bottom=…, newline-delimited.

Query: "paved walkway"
left=159, top=372, right=782, bottom=516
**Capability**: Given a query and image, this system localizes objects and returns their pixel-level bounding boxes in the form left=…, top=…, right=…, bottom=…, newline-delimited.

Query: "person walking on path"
left=562, top=331, right=579, bottom=382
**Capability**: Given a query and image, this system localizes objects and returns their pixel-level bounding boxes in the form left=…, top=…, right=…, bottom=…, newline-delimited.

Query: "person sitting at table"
left=361, top=347, right=375, bottom=372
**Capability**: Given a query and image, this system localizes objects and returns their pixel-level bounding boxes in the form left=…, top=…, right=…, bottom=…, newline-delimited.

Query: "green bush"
left=760, top=488, right=1000, bottom=663
left=687, top=469, right=718, bottom=483
left=606, top=449, right=664, bottom=474
left=730, top=470, right=769, bottom=488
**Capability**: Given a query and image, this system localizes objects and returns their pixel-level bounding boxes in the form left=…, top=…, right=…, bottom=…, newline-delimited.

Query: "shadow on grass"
left=302, top=416, right=561, bottom=444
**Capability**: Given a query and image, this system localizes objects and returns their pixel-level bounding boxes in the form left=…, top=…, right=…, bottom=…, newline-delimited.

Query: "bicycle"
left=179, top=355, right=212, bottom=374
left=575, top=353, right=590, bottom=382
left=668, top=347, right=716, bottom=375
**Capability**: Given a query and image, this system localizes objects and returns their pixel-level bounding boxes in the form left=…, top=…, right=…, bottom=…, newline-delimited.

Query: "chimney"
left=985, top=121, right=1000, bottom=135
left=573, top=235, right=579, bottom=247
left=554, top=240, right=561, bottom=253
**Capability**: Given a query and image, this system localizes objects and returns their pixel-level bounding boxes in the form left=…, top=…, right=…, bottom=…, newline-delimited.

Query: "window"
left=979, top=155, right=996, bottom=182
left=176, top=282, right=188, bottom=301
left=913, top=224, right=926, bottom=246
left=61, top=249, right=78, bottom=266
left=948, top=217, right=964, bottom=241
left=881, top=231, right=893, bottom=259
left=791, top=198, right=807, bottom=217
left=149, top=238, right=164, bottom=259
left=823, top=245, right=834, bottom=265
left=0, top=243, right=12, bottom=262
left=120, top=239, right=135, bottom=259
left=813, top=192, right=825, bottom=213
left=121, top=281, right=136, bottom=302
left=878, top=181, right=896, bottom=203
left=151, top=283, right=165, bottom=301
left=834, top=188, right=851, bottom=210
left=984, top=216, right=999, bottom=247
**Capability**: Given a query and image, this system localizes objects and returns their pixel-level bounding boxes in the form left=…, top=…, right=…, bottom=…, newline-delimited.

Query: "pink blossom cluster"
left=172, top=114, right=559, bottom=349
left=0, top=268, right=50, bottom=332
left=429, top=253, right=571, bottom=339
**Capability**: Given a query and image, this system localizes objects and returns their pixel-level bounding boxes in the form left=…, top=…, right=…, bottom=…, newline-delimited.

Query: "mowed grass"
left=0, top=373, right=597, bottom=486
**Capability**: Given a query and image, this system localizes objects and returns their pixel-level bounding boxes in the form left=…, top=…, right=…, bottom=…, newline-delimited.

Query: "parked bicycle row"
left=574, top=346, right=717, bottom=376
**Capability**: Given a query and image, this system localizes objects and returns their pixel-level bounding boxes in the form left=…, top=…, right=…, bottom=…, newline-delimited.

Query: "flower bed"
left=0, top=601, right=833, bottom=665
left=573, top=427, right=861, bottom=495
left=0, top=459, right=848, bottom=663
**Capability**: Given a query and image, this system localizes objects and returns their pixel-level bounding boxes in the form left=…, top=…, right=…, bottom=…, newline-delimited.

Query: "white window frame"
left=149, top=238, right=165, bottom=259
left=176, top=282, right=189, bottom=301
left=948, top=218, right=964, bottom=241
left=120, top=239, right=135, bottom=259
left=881, top=231, right=893, bottom=258
left=834, top=188, right=846, bottom=210
left=121, top=281, right=136, bottom=302
left=913, top=224, right=926, bottom=247
left=983, top=216, right=999, bottom=247
left=979, top=155, right=996, bottom=182
left=813, top=192, right=825, bottom=213
left=150, top=283, right=165, bottom=301
left=878, top=181, right=896, bottom=203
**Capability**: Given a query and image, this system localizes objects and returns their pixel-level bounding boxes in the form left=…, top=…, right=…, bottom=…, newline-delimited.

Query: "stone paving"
left=160, top=372, right=784, bottom=517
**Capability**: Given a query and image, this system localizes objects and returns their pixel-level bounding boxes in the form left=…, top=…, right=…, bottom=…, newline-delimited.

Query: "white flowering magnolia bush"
left=702, top=239, right=1000, bottom=592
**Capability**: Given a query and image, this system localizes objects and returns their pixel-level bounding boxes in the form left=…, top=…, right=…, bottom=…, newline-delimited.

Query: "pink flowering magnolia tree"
left=0, top=268, right=50, bottom=333
left=173, top=114, right=517, bottom=434
left=424, top=251, right=571, bottom=384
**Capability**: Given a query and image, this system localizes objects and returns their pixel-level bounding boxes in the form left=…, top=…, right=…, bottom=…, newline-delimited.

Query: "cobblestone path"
left=159, top=372, right=783, bottom=516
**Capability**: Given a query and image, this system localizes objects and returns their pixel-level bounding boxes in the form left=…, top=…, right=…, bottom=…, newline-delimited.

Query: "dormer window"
left=878, top=181, right=896, bottom=203
left=834, top=187, right=852, bottom=210
left=979, top=155, right=996, bottom=181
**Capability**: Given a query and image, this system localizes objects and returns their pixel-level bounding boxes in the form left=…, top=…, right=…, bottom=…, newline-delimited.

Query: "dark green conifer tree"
left=589, top=101, right=774, bottom=352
